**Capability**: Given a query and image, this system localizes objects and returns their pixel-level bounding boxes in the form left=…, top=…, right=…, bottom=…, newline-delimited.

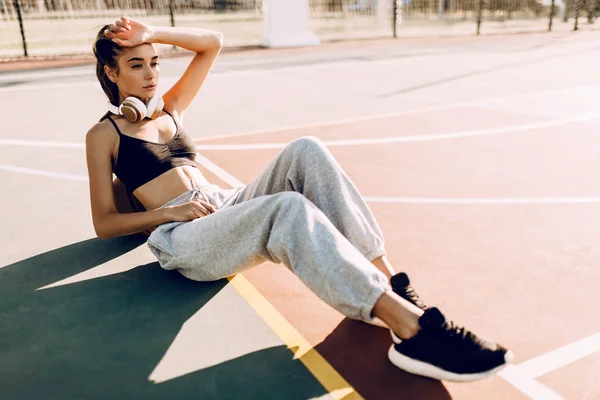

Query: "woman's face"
left=106, top=43, right=160, bottom=104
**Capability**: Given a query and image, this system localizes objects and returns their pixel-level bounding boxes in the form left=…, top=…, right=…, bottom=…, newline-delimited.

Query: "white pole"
left=261, top=0, right=320, bottom=48
left=377, top=0, right=388, bottom=27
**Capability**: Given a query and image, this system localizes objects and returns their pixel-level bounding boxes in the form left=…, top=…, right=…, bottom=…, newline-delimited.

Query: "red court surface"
left=194, top=105, right=600, bottom=400
left=2, top=31, right=600, bottom=400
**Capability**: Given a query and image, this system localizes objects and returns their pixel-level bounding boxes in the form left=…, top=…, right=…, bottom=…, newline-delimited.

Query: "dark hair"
left=92, top=25, right=122, bottom=107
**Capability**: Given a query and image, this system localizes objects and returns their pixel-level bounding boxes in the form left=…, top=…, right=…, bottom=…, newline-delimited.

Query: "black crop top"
left=103, top=110, right=198, bottom=191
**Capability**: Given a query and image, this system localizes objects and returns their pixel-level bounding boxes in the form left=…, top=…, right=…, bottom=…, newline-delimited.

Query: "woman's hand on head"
left=104, top=16, right=154, bottom=47
left=165, top=198, right=216, bottom=222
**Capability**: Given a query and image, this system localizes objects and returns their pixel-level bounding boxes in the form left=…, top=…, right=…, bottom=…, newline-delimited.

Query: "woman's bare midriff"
left=133, top=165, right=211, bottom=211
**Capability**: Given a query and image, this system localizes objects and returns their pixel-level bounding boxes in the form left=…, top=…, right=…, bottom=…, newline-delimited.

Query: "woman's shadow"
left=315, top=318, right=453, bottom=400
left=0, top=236, right=329, bottom=400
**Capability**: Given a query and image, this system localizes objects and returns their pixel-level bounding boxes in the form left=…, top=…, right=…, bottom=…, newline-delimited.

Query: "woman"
left=86, top=16, right=513, bottom=383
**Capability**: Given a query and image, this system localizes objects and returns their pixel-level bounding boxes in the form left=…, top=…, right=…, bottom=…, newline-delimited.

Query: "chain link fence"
left=309, top=0, right=598, bottom=38
left=1, top=0, right=599, bottom=59
left=0, top=0, right=265, bottom=58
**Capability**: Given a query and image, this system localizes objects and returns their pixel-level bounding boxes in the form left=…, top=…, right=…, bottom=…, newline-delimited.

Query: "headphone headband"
left=107, top=103, right=120, bottom=115
left=107, top=95, right=163, bottom=123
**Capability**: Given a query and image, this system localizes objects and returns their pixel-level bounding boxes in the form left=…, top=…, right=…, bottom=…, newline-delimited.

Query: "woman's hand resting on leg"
left=165, top=199, right=216, bottom=222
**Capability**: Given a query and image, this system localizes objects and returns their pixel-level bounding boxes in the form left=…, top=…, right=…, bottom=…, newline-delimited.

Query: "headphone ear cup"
left=120, top=102, right=141, bottom=122
left=121, top=97, right=147, bottom=122
left=148, top=96, right=164, bottom=120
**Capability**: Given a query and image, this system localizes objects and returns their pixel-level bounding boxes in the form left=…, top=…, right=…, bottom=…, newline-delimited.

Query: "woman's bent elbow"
left=95, top=226, right=111, bottom=240
left=93, top=219, right=115, bottom=240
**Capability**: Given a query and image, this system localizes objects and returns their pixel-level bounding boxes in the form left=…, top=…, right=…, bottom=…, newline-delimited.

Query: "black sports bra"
left=103, top=110, right=198, bottom=192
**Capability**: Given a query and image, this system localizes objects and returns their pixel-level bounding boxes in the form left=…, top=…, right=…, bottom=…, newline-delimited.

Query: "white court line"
left=0, top=81, right=98, bottom=93
left=192, top=102, right=460, bottom=143
left=499, top=332, right=600, bottom=400
left=0, top=68, right=94, bottom=82
left=0, top=75, right=179, bottom=93
left=194, top=153, right=244, bottom=187
left=1, top=79, right=599, bottom=152
left=0, top=101, right=457, bottom=148
left=511, top=332, right=600, bottom=379
left=364, top=196, right=600, bottom=204
left=0, top=108, right=527, bottom=149
left=0, top=58, right=598, bottom=105
left=0, top=70, right=259, bottom=93
left=499, top=365, right=565, bottom=400
left=4, top=162, right=600, bottom=206
left=192, top=83, right=600, bottom=144
left=0, top=164, right=88, bottom=181
left=0, top=158, right=247, bottom=189
left=194, top=114, right=597, bottom=150
left=0, top=139, right=84, bottom=148
left=1, top=113, right=597, bottom=150
left=0, top=56, right=262, bottom=83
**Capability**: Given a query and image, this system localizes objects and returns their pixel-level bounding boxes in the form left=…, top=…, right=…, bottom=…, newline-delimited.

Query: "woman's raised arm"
left=104, top=16, right=223, bottom=123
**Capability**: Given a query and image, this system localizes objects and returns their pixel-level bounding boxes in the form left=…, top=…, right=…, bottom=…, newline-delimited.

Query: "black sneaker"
left=368, top=272, right=428, bottom=329
left=388, top=307, right=513, bottom=382
left=391, top=272, right=428, bottom=311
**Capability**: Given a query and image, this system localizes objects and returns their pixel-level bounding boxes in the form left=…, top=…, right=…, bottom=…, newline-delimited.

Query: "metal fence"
left=0, top=0, right=265, bottom=58
left=1, top=0, right=261, bottom=13
left=308, top=0, right=599, bottom=39
left=1, top=0, right=599, bottom=59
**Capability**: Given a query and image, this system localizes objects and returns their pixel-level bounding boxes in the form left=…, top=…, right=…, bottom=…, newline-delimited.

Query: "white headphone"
left=107, top=95, right=164, bottom=123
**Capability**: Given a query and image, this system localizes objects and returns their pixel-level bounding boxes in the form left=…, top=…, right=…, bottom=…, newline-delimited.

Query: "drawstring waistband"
left=157, top=179, right=243, bottom=210
left=190, top=179, right=200, bottom=200
left=158, top=180, right=200, bottom=209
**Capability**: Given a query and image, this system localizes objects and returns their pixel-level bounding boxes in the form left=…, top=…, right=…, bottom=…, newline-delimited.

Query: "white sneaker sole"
left=388, top=345, right=514, bottom=382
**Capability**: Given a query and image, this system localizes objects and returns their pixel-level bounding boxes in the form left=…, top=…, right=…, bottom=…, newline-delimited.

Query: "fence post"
left=14, top=0, right=27, bottom=57
left=476, top=0, right=484, bottom=35
left=168, top=0, right=175, bottom=27
left=549, top=0, right=556, bottom=31
left=168, top=0, right=175, bottom=50
left=393, top=0, right=398, bottom=38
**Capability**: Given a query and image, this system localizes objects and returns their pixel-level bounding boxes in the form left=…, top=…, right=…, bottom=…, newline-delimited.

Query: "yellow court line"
left=228, top=274, right=363, bottom=400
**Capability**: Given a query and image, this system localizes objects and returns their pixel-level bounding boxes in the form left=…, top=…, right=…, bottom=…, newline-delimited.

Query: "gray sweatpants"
left=147, top=136, right=390, bottom=322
